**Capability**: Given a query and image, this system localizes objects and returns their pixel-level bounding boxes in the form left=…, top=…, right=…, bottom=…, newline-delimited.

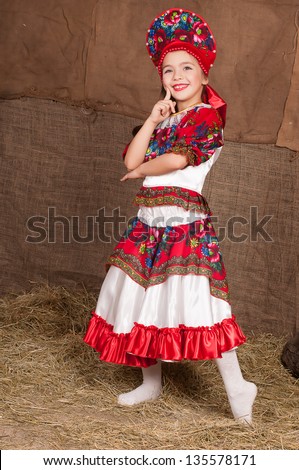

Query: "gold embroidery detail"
left=106, top=250, right=229, bottom=303
left=133, top=186, right=211, bottom=214
left=167, top=143, right=197, bottom=166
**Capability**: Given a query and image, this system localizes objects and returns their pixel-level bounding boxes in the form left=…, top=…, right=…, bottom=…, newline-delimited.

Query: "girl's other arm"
left=120, top=152, right=187, bottom=181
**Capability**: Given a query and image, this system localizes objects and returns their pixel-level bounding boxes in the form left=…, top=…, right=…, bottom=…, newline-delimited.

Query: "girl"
left=84, top=8, right=257, bottom=425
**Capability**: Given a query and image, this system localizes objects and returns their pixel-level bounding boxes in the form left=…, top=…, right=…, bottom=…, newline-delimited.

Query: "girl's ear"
left=202, top=74, right=209, bottom=86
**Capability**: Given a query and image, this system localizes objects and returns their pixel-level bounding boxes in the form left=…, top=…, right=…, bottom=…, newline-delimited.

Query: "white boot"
left=118, top=360, right=162, bottom=406
left=214, top=350, right=257, bottom=425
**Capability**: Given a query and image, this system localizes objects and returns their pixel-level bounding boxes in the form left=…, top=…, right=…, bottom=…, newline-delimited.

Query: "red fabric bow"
left=203, top=84, right=227, bottom=128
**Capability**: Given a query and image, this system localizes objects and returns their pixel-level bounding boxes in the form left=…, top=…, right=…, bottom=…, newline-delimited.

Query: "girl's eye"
left=184, top=66, right=192, bottom=70
left=163, top=69, right=172, bottom=74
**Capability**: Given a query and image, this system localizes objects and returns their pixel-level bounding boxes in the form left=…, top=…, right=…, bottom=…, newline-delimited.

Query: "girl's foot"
left=228, top=381, right=258, bottom=425
left=118, top=360, right=162, bottom=406
left=117, top=383, right=162, bottom=406
left=214, top=350, right=257, bottom=425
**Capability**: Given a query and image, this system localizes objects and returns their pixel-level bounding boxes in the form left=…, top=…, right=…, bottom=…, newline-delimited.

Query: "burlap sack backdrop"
left=1, top=98, right=298, bottom=335
left=0, top=1, right=298, bottom=335
left=0, top=0, right=298, bottom=149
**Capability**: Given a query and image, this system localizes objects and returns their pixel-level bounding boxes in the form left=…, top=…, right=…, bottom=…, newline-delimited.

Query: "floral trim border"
left=133, top=186, right=212, bottom=214
left=106, top=251, right=230, bottom=304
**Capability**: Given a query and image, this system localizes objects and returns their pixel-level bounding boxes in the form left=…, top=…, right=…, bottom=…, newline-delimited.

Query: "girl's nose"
left=173, top=71, right=182, bottom=80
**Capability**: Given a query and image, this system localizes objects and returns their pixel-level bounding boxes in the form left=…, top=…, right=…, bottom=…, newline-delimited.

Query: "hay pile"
left=0, top=284, right=298, bottom=450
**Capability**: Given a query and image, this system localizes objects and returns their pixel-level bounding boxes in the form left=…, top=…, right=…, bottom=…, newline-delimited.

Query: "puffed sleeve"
left=167, top=106, right=224, bottom=166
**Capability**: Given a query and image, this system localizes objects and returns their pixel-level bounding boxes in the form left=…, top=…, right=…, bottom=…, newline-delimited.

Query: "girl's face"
left=162, top=50, right=208, bottom=111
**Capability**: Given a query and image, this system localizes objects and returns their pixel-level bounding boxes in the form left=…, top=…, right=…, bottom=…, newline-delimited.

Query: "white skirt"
left=84, top=205, right=246, bottom=367
left=95, top=265, right=231, bottom=334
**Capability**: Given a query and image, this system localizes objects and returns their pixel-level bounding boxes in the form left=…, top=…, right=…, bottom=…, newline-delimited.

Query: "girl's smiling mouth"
left=172, top=84, right=189, bottom=91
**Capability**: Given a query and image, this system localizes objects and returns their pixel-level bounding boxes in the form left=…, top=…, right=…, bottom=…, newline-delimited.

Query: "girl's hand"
left=149, top=87, right=176, bottom=125
left=120, top=166, right=143, bottom=182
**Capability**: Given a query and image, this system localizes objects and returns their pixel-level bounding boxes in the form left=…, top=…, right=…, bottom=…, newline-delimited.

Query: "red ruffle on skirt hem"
left=83, top=311, right=246, bottom=368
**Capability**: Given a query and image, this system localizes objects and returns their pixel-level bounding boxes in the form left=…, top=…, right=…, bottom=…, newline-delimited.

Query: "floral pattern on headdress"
left=146, top=9, right=216, bottom=75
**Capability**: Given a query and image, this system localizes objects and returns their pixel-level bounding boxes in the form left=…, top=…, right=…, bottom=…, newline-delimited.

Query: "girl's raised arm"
left=123, top=88, right=176, bottom=171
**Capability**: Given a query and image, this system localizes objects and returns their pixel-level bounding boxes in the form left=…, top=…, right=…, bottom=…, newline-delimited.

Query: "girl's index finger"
left=164, top=87, right=171, bottom=101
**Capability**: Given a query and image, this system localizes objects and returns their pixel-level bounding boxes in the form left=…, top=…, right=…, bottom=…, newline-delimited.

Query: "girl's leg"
left=117, top=360, right=162, bottom=406
left=214, top=349, right=257, bottom=425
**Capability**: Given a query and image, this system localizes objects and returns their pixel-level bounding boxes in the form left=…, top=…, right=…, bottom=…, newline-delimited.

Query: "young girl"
left=84, top=8, right=257, bottom=425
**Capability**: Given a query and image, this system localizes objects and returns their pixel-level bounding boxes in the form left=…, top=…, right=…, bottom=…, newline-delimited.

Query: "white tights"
left=118, top=360, right=162, bottom=406
left=214, top=350, right=257, bottom=424
left=117, top=350, right=257, bottom=425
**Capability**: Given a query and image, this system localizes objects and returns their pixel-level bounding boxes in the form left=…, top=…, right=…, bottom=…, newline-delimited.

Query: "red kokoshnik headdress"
left=146, top=8, right=227, bottom=126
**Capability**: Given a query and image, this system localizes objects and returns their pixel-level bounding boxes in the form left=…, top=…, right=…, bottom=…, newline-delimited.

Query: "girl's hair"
left=132, top=124, right=142, bottom=136
left=131, top=83, right=208, bottom=137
